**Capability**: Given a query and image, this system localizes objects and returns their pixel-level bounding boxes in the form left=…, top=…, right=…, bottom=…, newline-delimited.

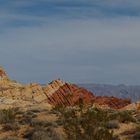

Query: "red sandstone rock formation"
left=46, top=82, right=131, bottom=109
left=46, top=83, right=94, bottom=106
left=93, top=96, right=131, bottom=109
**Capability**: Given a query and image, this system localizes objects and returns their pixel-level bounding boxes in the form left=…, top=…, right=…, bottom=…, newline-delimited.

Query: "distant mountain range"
left=79, top=84, right=140, bottom=101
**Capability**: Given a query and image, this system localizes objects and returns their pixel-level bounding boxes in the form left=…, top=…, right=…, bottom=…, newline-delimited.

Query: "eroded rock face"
left=0, top=66, right=131, bottom=109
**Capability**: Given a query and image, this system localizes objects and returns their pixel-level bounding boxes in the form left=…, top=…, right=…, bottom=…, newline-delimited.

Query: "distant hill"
left=79, top=84, right=140, bottom=101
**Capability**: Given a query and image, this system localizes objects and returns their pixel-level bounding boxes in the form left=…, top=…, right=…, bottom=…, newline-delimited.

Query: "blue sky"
left=0, top=0, right=140, bottom=84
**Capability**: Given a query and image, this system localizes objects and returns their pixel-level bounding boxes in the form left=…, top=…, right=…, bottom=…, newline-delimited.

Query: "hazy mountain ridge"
left=79, top=84, right=140, bottom=101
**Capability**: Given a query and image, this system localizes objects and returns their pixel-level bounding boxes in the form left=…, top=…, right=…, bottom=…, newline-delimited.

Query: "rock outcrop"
left=93, top=96, right=131, bottom=109
left=46, top=83, right=94, bottom=106
left=0, top=66, right=131, bottom=109
left=0, top=66, right=8, bottom=80
left=45, top=82, right=131, bottom=109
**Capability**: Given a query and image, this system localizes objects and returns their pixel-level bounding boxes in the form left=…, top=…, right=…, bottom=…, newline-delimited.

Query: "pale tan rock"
left=44, top=79, right=65, bottom=96
left=1, top=98, right=16, bottom=104
left=122, top=101, right=140, bottom=110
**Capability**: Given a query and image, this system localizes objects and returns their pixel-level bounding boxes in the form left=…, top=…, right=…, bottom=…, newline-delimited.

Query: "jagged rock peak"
left=48, top=79, right=65, bottom=86
left=0, top=66, right=9, bottom=80
left=44, top=79, right=66, bottom=96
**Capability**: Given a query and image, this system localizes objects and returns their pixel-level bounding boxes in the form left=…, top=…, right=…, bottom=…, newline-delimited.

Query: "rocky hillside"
left=0, top=66, right=131, bottom=109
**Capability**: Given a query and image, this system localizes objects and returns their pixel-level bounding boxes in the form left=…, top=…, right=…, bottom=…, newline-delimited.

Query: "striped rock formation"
left=46, top=83, right=94, bottom=106
left=0, top=66, right=131, bottom=109
left=44, top=81, right=131, bottom=109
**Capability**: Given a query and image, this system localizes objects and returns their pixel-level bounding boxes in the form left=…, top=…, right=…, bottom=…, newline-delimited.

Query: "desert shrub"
left=30, top=119, right=57, bottom=128
left=133, top=132, right=140, bottom=140
left=132, top=126, right=140, bottom=140
left=118, top=111, right=135, bottom=123
left=31, top=130, right=51, bottom=140
left=55, top=103, right=119, bottom=140
left=23, top=127, right=60, bottom=140
left=55, top=119, right=63, bottom=126
left=109, top=110, right=135, bottom=123
left=2, top=122, right=19, bottom=131
left=19, top=111, right=35, bottom=125
left=52, top=104, right=65, bottom=115
left=0, top=108, right=16, bottom=124
left=134, top=111, right=140, bottom=123
left=19, top=115, right=32, bottom=125
left=80, top=107, right=119, bottom=140
left=106, top=120, right=120, bottom=129
left=0, top=136, right=19, bottom=140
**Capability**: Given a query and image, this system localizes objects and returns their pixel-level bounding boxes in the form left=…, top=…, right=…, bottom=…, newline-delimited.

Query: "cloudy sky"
left=0, top=0, right=140, bottom=85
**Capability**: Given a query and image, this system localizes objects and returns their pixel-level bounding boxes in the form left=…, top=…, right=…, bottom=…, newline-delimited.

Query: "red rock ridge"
left=93, top=96, right=131, bottom=109
left=47, top=83, right=94, bottom=106
left=46, top=82, right=131, bottom=109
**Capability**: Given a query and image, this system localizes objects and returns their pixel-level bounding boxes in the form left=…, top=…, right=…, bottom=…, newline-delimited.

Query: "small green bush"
left=0, top=108, right=16, bottom=124
left=23, top=127, right=60, bottom=140
left=2, top=122, right=19, bottom=131
left=106, top=120, right=120, bottom=129
left=118, top=111, right=135, bottom=123
left=109, top=110, right=135, bottom=123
